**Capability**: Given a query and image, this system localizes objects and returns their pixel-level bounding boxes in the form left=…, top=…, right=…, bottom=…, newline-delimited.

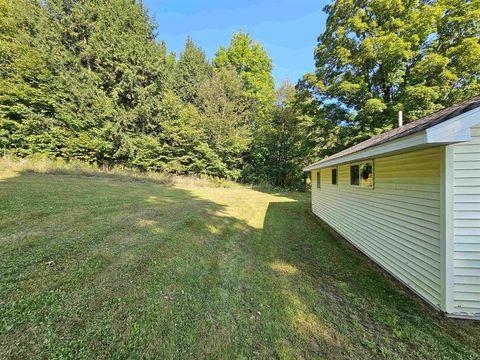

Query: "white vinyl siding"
left=452, top=125, right=480, bottom=317
left=312, top=147, right=443, bottom=308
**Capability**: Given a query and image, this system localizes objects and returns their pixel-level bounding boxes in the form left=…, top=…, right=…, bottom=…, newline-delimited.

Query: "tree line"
left=1, top=0, right=478, bottom=189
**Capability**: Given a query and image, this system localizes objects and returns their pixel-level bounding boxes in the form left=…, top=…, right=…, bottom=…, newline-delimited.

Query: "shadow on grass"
left=250, top=184, right=309, bottom=202
left=0, top=171, right=479, bottom=359
left=262, top=201, right=480, bottom=359
left=1, top=170, right=287, bottom=358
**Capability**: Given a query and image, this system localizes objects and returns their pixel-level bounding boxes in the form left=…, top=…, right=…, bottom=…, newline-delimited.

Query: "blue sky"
left=143, top=0, right=330, bottom=86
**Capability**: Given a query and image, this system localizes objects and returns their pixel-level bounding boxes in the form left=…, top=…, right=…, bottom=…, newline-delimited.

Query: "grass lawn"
left=1, top=168, right=479, bottom=359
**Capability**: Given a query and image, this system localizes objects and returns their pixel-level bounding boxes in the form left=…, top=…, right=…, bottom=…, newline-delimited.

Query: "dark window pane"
left=317, top=171, right=321, bottom=188
left=350, top=165, right=359, bottom=185
left=332, top=168, right=337, bottom=185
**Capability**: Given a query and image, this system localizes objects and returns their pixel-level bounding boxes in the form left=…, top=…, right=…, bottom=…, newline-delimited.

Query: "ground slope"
left=0, top=170, right=479, bottom=359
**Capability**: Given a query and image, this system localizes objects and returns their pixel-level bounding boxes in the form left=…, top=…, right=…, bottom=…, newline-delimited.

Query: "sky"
left=143, top=0, right=330, bottom=86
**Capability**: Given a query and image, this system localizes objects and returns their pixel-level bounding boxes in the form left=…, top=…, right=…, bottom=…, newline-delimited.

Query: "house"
left=304, top=96, right=480, bottom=320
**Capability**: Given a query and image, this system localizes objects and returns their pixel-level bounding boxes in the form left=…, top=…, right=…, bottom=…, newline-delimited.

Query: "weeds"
left=0, top=156, right=243, bottom=188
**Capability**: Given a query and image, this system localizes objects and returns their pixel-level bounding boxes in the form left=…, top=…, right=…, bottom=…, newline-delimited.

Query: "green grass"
left=1, top=166, right=479, bottom=359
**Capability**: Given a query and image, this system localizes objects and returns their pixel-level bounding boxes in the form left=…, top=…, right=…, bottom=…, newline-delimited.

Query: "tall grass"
left=0, top=156, right=242, bottom=188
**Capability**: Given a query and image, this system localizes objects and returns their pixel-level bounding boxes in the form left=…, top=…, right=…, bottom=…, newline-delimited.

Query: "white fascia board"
left=304, top=131, right=428, bottom=171
left=426, top=107, right=480, bottom=143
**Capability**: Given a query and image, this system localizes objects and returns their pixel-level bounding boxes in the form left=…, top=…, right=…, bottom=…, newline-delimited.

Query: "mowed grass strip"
left=0, top=169, right=479, bottom=359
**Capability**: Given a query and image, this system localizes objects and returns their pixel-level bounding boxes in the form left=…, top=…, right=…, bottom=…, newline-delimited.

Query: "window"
left=331, top=168, right=337, bottom=185
left=360, top=162, right=373, bottom=187
left=316, top=171, right=321, bottom=188
left=350, top=165, right=359, bottom=185
left=350, top=161, right=373, bottom=187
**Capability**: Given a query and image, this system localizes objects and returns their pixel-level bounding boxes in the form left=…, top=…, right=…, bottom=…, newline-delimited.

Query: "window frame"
left=331, top=167, right=338, bottom=185
left=349, top=160, right=374, bottom=189
left=316, top=170, right=321, bottom=189
left=350, top=164, right=360, bottom=186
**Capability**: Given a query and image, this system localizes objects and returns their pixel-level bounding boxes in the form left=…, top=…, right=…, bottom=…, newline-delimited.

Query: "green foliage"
left=0, top=2, right=277, bottom=183
left=131, top=90, right=226, bottom=177
left=243, top=81, right=307, bottom=189
left=1, top=0, right=478, bottom=188
left=173, top=37, right=211, bottom=104
left=212, top=32, right=279, bottom=183
left=214, top=31, right=275, bottom=118
left=196, top=67, right=252, bottom=179
left=306, top=0, right=480, bottom=163
left=0, top=0, right=60, bottom=155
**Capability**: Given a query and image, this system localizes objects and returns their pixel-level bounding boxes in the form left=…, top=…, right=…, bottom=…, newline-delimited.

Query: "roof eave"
left=303, top=131, right=429, bottom=171
left=303, top=108, right=480, bottom=171
left=303, top=106, right=480, bottom=171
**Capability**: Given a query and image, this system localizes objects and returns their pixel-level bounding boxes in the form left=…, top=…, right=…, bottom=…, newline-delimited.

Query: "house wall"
left=311, top=147, right=443, bottom=308
left=452, top=124, right=480, bottom=318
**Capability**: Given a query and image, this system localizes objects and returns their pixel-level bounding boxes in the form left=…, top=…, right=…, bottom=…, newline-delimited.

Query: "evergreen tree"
left=0, top=0, right=63, bottom=155
left=196, top=67, right=251, bottom=179
left=40, top=0, right=172, bottom=164
left=173, top=37, right=211, bottom=105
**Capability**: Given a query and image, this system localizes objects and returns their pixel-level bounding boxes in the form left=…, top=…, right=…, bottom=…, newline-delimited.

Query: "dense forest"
left=1, top=0, right=479, bottom=188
